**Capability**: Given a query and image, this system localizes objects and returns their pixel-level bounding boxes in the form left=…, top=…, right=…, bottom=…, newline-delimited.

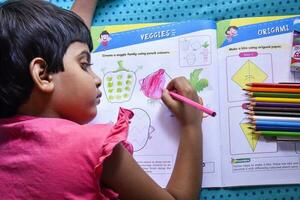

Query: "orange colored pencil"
left=243, top=87, right=300, bottom=93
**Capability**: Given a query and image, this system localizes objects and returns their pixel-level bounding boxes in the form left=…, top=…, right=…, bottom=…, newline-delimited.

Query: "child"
left=225, top=26, right=238, bottom=42
left=98, top=30, right=112, bottom=46
left=0, top=1, right=203, bottom=199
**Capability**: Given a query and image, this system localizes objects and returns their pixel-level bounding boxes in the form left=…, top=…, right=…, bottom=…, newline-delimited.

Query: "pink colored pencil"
left=169, top=91, right=216, bottom=117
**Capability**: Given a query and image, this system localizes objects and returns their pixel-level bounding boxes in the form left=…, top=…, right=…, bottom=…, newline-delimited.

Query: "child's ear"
left=29, top=57, right=54, bottom=93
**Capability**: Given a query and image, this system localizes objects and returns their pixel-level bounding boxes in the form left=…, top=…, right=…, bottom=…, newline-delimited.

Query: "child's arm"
left=102, top=77, right=203, bottom=200
left=71, top=0, right=97, bottom=28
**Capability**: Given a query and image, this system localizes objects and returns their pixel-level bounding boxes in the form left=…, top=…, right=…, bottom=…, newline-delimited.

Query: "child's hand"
left=161, top=77, right=203, bottom=127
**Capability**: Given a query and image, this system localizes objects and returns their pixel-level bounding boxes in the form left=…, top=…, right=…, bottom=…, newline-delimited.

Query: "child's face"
left=51, top=42, right=101, bottom=124
left=101, top=34, right=109, bottom=41
left=228, top=28, right=237, bottom=36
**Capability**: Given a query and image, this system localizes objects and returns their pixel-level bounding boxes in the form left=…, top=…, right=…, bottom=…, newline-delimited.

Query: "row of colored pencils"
left=243, top=82, right=300, bottom=140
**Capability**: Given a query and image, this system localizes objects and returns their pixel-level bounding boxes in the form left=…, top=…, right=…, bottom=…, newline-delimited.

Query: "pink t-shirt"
left=0, top=108, right=133, bottom=200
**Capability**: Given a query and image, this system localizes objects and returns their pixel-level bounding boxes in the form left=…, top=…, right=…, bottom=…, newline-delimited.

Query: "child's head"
left=225, top=26, right=238, bottom=36
left=0, top=0, right=101, bottom=123
left=100, top=30, right=110, bottom=38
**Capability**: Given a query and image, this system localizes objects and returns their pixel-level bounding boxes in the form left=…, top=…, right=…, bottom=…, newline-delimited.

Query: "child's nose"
left=95, top=77, right=101, bottom=88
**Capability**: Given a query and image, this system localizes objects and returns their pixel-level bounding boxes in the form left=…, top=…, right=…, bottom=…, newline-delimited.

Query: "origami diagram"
left=240, top=122, right=260, bottom=152
left=232, top=60, right=268, bottom=89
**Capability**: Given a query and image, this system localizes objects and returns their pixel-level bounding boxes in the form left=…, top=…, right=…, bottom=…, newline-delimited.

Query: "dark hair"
left=225, top=26, right=238, bottom=35
left=0, top=0, right=93, bottom=118
left=100, top=30, right=110, bottom=36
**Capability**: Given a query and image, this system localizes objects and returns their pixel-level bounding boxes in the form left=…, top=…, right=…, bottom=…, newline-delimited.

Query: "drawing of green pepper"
left=103, top=60, right=136, bottom=103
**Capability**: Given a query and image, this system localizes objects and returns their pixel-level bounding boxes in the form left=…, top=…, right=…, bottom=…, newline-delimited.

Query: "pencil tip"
left=241, top=103, right=248, bottom=109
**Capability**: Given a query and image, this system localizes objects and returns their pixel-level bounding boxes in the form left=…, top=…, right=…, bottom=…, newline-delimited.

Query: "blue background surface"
left=1, top=0, right=300, bottom=199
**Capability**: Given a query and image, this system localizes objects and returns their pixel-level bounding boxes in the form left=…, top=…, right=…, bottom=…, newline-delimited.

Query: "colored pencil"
left=246, top=92, right=300, bottom=98
left=246, top=111, right=300, bottom=117
left=243, top=87, right=300, bottom=93
left=249, top=97, right=300, bottom=103
left=248, top=115, right=300, bottom=122
left=169, top=91, right=216, bottom=117
left=250, top=120, right=300, bottom=127
left=246, top=105, right=300, bottom=112
left=249, top=125, right=300, bottom=132
left=254, top=130, right=300, bottom=137
left=246, top=83, right=300, bottom=88
left=245, top=82, right=300, bottom=138
left=276, top=136, right=300, bottom=141
left=247, top=102, right=300, bottom=108
left=278, top=82, right=300, bottom=85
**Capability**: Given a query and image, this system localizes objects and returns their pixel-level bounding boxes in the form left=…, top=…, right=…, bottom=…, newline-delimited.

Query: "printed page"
left=90, top=20, right=222, bottom=187
left=217, top=16, right=300, bottom=187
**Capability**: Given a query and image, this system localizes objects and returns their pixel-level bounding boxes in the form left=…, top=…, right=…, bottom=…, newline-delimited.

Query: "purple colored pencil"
left=248, top=102, right=300, bottom=108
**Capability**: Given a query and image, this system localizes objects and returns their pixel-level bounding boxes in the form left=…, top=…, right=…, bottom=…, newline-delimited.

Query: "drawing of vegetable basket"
left=103, top=60, right=136, bottom=103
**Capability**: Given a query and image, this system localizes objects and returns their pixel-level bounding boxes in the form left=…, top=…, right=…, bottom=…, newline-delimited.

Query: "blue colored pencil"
left=251, top=120, right=300, bottom=127
left=250, top=125, right=300, bottom=132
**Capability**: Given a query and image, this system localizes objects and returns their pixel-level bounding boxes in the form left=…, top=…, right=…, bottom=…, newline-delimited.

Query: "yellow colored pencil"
left=250, top=97, right=300, bottom=103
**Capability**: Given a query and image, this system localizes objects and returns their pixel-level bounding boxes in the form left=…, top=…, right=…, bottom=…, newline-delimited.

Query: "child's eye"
left=81, top=62, right=93, bottom=71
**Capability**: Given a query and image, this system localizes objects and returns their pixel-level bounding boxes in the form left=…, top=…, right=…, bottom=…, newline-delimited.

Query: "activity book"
left=90, top=15, right=300, bottom=187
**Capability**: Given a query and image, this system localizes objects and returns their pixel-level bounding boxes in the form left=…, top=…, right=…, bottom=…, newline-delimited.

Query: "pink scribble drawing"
left=140, top=69, right=166, bottom=99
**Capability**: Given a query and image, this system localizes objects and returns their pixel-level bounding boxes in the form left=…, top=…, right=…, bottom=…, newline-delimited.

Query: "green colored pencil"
left=254, top=131, right=300, bottom=137
left=246, top=92, right=300, bottom=98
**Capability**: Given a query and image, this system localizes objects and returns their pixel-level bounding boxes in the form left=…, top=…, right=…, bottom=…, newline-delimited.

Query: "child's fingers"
left=166, top=77, right=192, bottom=95
left=198, top=97, right=203, bottom=105
left=197, top=97, right=206, bottom=118
left=166, top=77, right=187, bottom=91
left=161, top=89, right=179, bottom=111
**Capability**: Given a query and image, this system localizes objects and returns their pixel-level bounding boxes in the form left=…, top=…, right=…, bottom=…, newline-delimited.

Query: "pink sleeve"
left=94, top=107, right=134, bottom=199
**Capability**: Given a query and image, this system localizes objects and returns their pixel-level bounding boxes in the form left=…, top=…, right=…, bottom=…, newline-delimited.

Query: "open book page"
left=90, top=20, right=222, bottom=187
left=217, top=16, right=300, bottom=187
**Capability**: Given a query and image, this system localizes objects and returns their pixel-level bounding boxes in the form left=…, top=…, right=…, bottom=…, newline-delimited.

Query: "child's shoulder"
left=0, top=115, right=111, bottom=143
left=0, top=107, right=133, bottom=147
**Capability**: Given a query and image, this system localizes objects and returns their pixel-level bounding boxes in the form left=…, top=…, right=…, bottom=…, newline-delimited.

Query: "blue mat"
left=2, top=0, right=300, bottom=199
left=49, top=0, right=300, bottom=25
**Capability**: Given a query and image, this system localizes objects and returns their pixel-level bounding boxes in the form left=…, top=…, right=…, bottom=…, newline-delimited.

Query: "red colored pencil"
left=246, top=83, right=300, bottom=88
left=243, top=87, right=300, bottom=93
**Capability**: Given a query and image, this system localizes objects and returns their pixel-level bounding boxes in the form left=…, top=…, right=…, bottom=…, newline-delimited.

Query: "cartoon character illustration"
left=98, top=30, right=112, bottom=46
left=225, top=26, right=238, bottom=42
